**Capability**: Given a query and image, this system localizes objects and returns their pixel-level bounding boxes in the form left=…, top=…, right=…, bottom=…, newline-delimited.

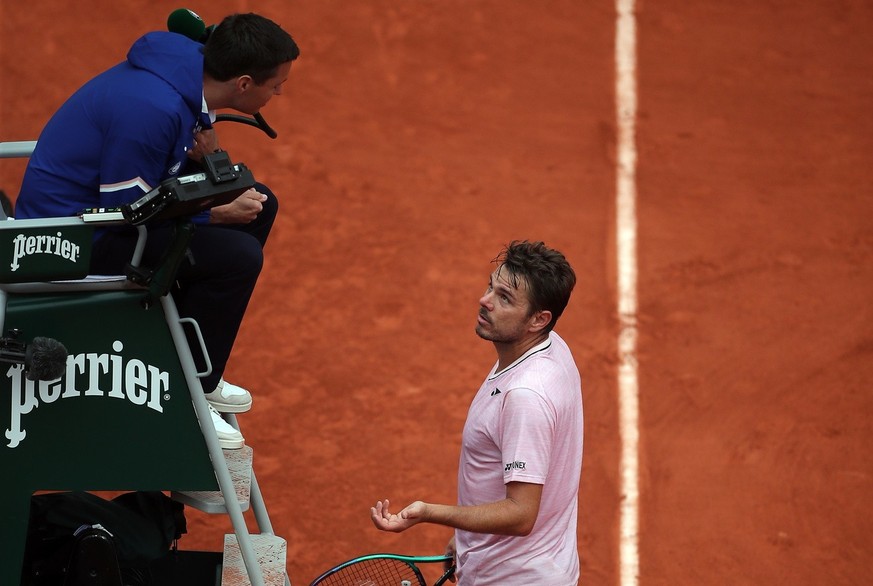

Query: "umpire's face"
left=233, top=61, right=293, bottom=115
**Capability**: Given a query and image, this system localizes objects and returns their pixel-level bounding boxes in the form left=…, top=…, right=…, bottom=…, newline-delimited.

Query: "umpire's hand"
left=209, top=188, right=268, bottom=224
left=188, top=129, right=220, bottom=162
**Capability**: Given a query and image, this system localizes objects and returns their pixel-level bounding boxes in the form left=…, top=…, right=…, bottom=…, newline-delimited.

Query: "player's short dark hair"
left=494, top=240, right=576, bottom=332
left=204, top=13, right=300, bottom=85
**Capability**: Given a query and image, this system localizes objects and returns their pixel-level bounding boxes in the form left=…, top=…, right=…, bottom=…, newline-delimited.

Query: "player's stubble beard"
left=475, top=310, right=527, bottom=345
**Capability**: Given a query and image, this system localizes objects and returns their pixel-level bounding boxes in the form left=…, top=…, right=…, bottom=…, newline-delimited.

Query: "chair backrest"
left=0, top=217, right=94, bottom=284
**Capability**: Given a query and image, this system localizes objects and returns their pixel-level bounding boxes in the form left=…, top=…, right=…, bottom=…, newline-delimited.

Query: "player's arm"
left=371, top=481, right=543, bottom=537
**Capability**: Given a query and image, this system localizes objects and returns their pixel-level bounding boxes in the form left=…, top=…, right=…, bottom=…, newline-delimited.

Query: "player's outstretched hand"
left=370, top=499, right=426, bottom=533
left=209, top=188, right=268, bottom=224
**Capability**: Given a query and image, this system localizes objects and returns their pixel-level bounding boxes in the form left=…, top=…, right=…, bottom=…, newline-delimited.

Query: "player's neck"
left=493, top=331, right=549, bottom=373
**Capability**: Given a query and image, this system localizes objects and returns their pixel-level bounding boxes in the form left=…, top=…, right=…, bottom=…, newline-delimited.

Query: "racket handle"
left=434, top=564, right=456, bottom=586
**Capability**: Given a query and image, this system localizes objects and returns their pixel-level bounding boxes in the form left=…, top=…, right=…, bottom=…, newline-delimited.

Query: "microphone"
left=253, top=112, right=278, bottom=139
left=26, top=337, right=69, bottom=381
left=0, top=333, right=69, bottom=381
left=167, top=8, right=207, bottom=42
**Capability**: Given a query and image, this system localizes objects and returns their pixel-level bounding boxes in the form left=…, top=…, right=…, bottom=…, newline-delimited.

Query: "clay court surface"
left=2, top=1, right=872, bottom=584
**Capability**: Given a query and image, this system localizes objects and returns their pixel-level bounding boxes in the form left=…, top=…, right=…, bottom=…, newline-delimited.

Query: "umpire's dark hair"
left=494, top=240, right=576, bottom=333
left=204, top=13, right=300, bottom=85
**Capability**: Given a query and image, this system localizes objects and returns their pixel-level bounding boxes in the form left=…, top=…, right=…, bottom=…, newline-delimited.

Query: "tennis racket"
left=309, top=553, right=455, bottom=586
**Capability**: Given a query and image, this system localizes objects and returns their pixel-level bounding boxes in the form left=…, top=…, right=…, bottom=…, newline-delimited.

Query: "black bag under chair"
left=22, top=491, right=187, bottom=586
left=61, top=524, right=125, bottom=586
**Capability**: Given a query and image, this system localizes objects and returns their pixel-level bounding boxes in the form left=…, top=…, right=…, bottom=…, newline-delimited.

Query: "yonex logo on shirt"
left=490, top=388, right=502, bottom=396
left=505, top=461, right=526, bottom=472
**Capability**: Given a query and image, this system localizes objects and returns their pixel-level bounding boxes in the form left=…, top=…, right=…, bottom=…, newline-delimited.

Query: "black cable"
left=214, top=113, right=278, bottom=139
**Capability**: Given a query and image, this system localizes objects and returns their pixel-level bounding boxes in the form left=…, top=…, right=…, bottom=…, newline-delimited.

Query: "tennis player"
left=371, top=240, right=583, bottom=586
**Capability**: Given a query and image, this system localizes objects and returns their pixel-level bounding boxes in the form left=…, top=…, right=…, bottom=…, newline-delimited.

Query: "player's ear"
left=529, top=310, right=552, bottom=334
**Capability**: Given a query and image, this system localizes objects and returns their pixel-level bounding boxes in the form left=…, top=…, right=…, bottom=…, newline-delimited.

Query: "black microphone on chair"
left=26, top=337, right=69, bottom=381
left=0, top=333, right=68, bottom=381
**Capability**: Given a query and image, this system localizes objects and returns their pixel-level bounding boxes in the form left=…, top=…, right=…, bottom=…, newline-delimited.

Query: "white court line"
left=615, top=1, right=640, bottom=585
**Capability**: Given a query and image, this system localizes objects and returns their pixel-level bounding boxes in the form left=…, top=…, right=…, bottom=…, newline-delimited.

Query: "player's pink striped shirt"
left=456, top=331, right=583, bottom=586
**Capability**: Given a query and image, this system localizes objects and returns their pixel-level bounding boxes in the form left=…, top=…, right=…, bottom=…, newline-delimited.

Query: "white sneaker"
left=204, top=378, right=252, bottom=413
left=208, top=404, right=244, bottom=450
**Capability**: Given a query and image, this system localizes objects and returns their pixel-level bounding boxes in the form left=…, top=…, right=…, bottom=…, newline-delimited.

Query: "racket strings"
left=316, top=557, right=425, bottom=586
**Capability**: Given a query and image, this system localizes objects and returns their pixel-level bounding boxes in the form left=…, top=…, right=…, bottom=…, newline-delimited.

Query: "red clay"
left=2, top=1, right=871, bottom=584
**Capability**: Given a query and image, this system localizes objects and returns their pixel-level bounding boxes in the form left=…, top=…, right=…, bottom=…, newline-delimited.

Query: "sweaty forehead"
left=494, top=265, right=528, bottom=293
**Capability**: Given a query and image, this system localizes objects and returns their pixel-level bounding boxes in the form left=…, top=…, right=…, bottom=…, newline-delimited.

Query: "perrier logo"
left=4, top=339, right=168, bottom=448
left=9, top=232, right=81, bottom=272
